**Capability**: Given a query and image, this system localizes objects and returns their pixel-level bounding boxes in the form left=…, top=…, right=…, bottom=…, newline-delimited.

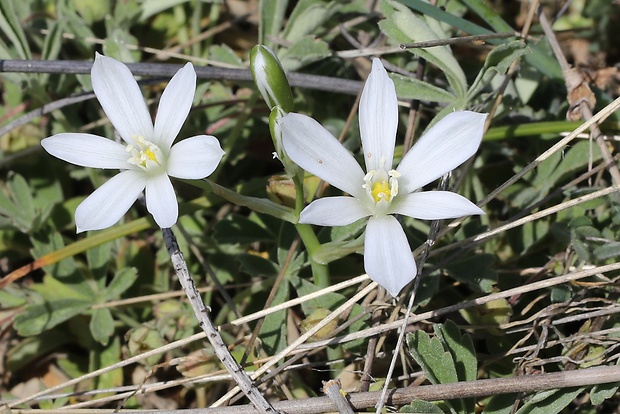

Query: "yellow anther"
left=126, top=136, right=164, bottom=172
left=371, top=180, right=391, bottom=202
left=144, top=148, right=157, bottom=162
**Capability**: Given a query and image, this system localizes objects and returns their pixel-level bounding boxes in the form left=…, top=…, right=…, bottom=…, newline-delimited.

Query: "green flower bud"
left=250, top=45, right=294, bottom=112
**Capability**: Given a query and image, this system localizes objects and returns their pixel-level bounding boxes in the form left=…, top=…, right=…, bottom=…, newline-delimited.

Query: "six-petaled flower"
left=279, top=58, right=486, bottom=296
left=42, top=53, right=224, bottom=232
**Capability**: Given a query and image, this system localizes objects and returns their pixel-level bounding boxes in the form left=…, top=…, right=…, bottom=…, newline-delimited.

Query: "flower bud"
left=250, top=45, right=294, bottom=112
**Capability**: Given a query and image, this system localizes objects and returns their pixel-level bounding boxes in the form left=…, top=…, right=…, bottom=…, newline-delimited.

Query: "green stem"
left=295, top=222, right=330, bottom=288
left=292, top=174, right=330, bottom=288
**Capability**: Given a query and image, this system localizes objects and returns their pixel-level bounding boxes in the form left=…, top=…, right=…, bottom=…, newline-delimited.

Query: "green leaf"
left=87, top=240, right=113, bottom=291
left=524, top=42, right=562, bottom=79
left=572, top=238, right=590, bottom=262
left=5, top=173, right=36, bottom=232
left=391, top=74, right=456, bottom=103
left=282, top=0, right=339, bottom=43
left=209, top=44, right=243, bottom=67
left=593, top=242, right=620, bottom=261
left=435, top=321, right=477, bottom=382
left=537, top=140, right=602, bottom=195
left=259, top=0, right=289, bottom=46
left=0, top=287, right=26, bottom=307
left=381, top=0, right=467, bottom=99
left=396, top=0, right=497, bottom=41
left=14, top=299, right=92, bottom=336
left=396, top=0, right=561, bottom=80
left=7, top=330, right=73, bottom=372
left=104, top=267, right=139, bottom=301
left=213, top=214, right=275, bottom=245
left=0, top=184, right=19, bottom=222
left=590, top=366, right=620, bottom=405
left=515, top=387, right=583, bottom=414
left=31, top=272, right=95, bottom=304
left=400, top=399, right=445, bottom=413
left=40, top=21, right=64, bottom=85
left=329, top=218, right=367, bottom=242
left=140, top=0, right=189, bottom=20
left=92, top=336, right=123, bottom=395
left=191, top=179, right=297, bottom=223
left=58, top=0, right=97, bottom=55
left=444, top=254, right=497, bottom=293
left=460, top=0, right=513, bottom=33
left=103, top=14, right=140, bottom=63
left=550, top=285, right=572, bottom=303
left=279, top=36, right=332, bottom=71
left=260, top=280, right=289, bottom=354
left=468, top=41, right=529, bottom=99
left=30, top=230, right=78, bottom=279
left=407, top=330, right=459, bottom=385
left=466, top=0, right=563, bottom=79
left=435, top=321, right=477, bottom=413
left=72, top=0, right=110, bottom=24
left=0, top=0, right=31, bottom=59
left=313, top=238, right=363, bottom=265
left=483, top=394, right=518, bottom=414
left=90, top=308, right=115, bottom=346
left=236, top=253, right=279, bottom=277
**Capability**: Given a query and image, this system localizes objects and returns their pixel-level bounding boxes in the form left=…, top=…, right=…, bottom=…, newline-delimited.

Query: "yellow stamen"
left=144, top=148, right=157, bottom=162
left=371, top=180, right=391, bottom=202
left=126, top=135, right=165, bottom=173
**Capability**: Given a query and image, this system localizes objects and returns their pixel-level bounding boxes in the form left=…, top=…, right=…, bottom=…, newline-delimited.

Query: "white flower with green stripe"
left=279, top=59, right=486, bottom=296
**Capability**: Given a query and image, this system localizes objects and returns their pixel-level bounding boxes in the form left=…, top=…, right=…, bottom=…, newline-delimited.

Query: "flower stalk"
left=251, top=44, right=330, bottom=287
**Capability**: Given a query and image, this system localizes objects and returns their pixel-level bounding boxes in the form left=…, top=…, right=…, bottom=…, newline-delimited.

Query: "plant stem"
left=295, top=225, right=330, bottom=288
left=292, top=174, right=330, bottom=288
left=162, top=227, right=279, bottom=414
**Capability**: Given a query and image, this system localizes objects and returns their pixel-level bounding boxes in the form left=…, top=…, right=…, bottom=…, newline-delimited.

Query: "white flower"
left=42, top=53, right=224, bottom=232
left=279, top=58, right=486, bottom=297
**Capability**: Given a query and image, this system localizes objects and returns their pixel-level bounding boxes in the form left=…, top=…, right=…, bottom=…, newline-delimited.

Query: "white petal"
left=280, top=113, right=365, bottom=199
left=42, top=133, right=130, bottom=169
left=396, top=111, right=487, bottom=193
left=91, top=53, right=154, bottom=145
left=145, top=173, right=178, bottom=228
left=364, top=215, right=417, bottom=297
left=359, top=58, right=398, bottom=172
left=299, top=196, right=371, bottom=226
left=391, top=191, right=484, bottom=219
left=167, top=135, right=224, bottom=179
left=75, top=170, right=146, bottom=232
left=153, top=63, right=196, bottom=150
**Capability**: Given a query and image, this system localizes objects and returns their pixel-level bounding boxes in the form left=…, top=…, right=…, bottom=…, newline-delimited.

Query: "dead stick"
left=158, top=365, right=620, bottom=414
left=0, top=59, right=362, bottom=95
left=537, top=7, right=620, bottom=186
left=400, top=32, right=520, bottom=49
left=162, top=228, right=279, bottom=414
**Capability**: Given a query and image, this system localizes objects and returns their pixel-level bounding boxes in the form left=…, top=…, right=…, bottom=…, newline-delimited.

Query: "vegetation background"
left=1, top=0, right=619, bottom=412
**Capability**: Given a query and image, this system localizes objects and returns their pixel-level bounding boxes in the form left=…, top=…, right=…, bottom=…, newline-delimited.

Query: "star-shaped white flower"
left=279, top=58, right=486, bottom=297
left=42, top=53, right=224, bottom=232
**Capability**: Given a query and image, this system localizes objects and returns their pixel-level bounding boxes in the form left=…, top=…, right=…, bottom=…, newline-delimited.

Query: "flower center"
left=126, top=136, right=165, bottom=174
left=363, top=166, right=400, bottom=214
left=371, top=180, right=392, bottom=202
